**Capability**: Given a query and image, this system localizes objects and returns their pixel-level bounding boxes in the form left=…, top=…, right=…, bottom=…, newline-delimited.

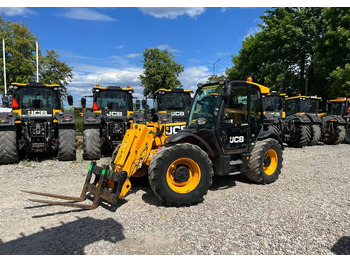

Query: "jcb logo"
left=171, top=111, right=185, bottom=116
left=229, top=136, right=244, bottom=143
left=29, top=110, right=48, bottom=115
left=107, top=111, right=123, bottom=117
left=165, top=125, right=185, bottom=136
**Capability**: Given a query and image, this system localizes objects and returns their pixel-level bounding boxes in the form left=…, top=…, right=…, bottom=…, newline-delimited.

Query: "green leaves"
left=0, top=17, right=73, bottom=95
left=226, top=7, right=350, bottom=100
left=139, top=47, right=184, bottom=97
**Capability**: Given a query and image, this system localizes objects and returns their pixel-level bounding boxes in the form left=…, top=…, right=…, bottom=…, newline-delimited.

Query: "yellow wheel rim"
left=263, top=149, right=278, bottom=176
left=166, top=158, right=201, bottom=194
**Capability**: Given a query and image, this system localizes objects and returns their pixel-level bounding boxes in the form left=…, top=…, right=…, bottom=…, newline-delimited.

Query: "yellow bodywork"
left=112, top=121, right=185, bottom=198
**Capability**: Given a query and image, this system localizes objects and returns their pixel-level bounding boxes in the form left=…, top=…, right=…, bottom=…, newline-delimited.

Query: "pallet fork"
left=22, top=161, right=128, bottom=209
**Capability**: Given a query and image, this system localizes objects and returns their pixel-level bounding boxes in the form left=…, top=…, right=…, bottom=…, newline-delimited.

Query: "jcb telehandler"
left=23, top=80, right=283, bottom=209
left=0, top=82, right=76, bottom=164
left=322, top=97, right=349, bottom=144
left=80, top=84, right=134, bottom=160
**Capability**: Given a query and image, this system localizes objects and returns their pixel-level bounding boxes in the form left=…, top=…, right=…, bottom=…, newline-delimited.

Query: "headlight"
left=197, top=118, right=207, bottom=125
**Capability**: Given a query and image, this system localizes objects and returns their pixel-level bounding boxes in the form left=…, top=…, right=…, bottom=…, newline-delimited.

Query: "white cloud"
left=221, top=7, right=229, bottom=13
left=115, top=45, right=125, bottom=49
left=58, top=8, right=116, bottom=21
left=216, top=52, right=231, bottom=56
left=244, top=26, right=261, bottom=39
left=125, top=53, right=142, bottom=58
left=0, top=7, right=36, bottom=16
left=179, top=66, right=211, bottom=90
left=139, top=7, right=205, bottom=19
left=156, top=44, right=182, bottom=54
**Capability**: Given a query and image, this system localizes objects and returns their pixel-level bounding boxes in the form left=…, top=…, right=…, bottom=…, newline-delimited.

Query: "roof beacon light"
left=247, top=77, right=253, bottom=82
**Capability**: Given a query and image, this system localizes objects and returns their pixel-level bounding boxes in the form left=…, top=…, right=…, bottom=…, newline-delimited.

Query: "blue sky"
left=0, top=6, right=269, bottom=106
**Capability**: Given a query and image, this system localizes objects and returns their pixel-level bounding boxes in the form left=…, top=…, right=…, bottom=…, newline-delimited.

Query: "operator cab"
left=285, top=95, right=321, bottom=115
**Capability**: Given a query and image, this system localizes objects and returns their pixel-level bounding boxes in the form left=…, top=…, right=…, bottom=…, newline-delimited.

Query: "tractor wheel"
left=57, top=128, right=76, bottom=161
left=245, top=138, right=283, bottom=184
left=287, top=124, right=309, bottom=148
left=308, top=125, right=322, bottom=146
left=325, top=125, right=346, bottom=145
left=148, top=143, right=213, bottom=207
left=344, top=129, right=350, bottom=144
left=83, top=128, right=101, bottom=160
left=267, top=125, right=281, bottom=137
left=0, top=129, right=19, bottom=164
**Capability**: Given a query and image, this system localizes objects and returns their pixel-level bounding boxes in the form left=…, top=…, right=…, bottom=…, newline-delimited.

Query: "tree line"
left=1, top=8, right=350, bottom=100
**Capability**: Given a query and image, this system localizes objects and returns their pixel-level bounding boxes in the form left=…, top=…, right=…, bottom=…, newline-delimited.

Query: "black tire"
left=308, top=125, right=322, bottom=146
left=83, top=128, right=101, bottom=160
left=344, top=129, right=350, bottom=144
left=325, top=125, right=346, bottom=145
left=246, top=138, right=283, bottom=184
left=267, top=125, right=281, bottom=137
left=148, top=143, right=214, bottom=207
left=57, top=128, right=76, bottom=161
left=287, top=124, right=309, bottom=148
left=0, top=129, right=19, bottom=164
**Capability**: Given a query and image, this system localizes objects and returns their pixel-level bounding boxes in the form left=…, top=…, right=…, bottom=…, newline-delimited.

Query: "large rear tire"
left=344, top=129, right=350, bottom=144
left=83, top=128, right=101, bottom=160
left=148, top=143, right=213, bottom=207
left=246, top=138, right=283, bottom=184
left=324, top=125, right=346, bottom=145
left=308, top=124, right=322, bottom=146
left=267, top=125, right=281, bottom=137
left=0, top=129, right=19, bottom=165
left=287, top=124, right=309, bottom=148
left=57, top=128, right=76, bottom=161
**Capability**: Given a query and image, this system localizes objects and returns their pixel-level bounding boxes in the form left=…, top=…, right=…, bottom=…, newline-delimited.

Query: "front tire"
left=0, top=129, right=19, bottom=164
left=246, top=138, right=283, bottom=184
left=308, top=124, right=322, bottom=146
left=324, top=125, right=346, bottom=145
left=148, top=143, right=214, bottom=207
left=57, top=128, right=76, bottom=161
left=287, top=124, right=309, bottom=148
left=83, top=128, right=101, bottom=160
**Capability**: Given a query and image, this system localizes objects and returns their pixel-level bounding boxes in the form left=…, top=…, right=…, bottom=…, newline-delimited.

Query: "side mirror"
left=135, top=99, right=140, bottom=110
left=81, top=97, right=86, bottom=108
left=142, top=99, right=147, bottom=109
left=2, top=96, right=9, bottom=107
left=67, top=95, right=74, bottom=106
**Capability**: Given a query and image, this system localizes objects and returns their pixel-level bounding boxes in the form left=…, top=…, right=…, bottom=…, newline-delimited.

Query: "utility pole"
left=36, top=41, right=39, bottom=82
left=209, top=58, right=221, bottom=77
left=2, top=39, right=7, bottom=95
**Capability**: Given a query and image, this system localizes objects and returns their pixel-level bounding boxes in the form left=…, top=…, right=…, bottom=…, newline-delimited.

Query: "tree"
left=0, top=17, right=73, bottom=95
left=206, top=74, right=226, bottom=84
left=139, top=47, right=184, bottom=97
left=226, top=7, right=350, bottom=100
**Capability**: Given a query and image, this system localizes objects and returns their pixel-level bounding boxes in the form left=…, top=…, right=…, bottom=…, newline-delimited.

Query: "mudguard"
left=305, top=113, right=322, bottom=123
left=0, top=112, right=20, bottom=127
left=258, top=129, right=284, bottom=149
left=165, top=131, right=215, bottom=157
left=54, top=111, right=76, bottom=125
left=285, top=114, right=311, bottom=124
left=83, top=111, right=101, bottom=127
left=323, top=115, right=347, bottom=125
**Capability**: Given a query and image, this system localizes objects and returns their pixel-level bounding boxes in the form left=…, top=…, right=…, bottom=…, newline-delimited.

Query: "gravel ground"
left=0, top=143, right=349, bottom=255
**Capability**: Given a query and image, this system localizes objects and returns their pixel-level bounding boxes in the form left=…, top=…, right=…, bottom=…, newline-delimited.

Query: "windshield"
left=328, top=102, right=345, bottom=115
left=285, top=99, right=300, bottom=115
left=15, top=87, right=61, bottom=111
left=305, top=99, right=319, bottom=113
left=94, top=90, right=132, bottom=111
left=263, top=96, right=283, bottom=112
left=155, top=92, right=191, bottom=111
left=188, top=85, right=223, bottom=128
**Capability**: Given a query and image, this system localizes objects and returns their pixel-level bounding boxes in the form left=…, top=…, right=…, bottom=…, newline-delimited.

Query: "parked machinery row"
left=261, top=91, right=350, bottom=147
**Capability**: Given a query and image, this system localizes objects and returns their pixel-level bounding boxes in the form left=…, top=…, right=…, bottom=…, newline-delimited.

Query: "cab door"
left=217, top=83, right=262, bottom=154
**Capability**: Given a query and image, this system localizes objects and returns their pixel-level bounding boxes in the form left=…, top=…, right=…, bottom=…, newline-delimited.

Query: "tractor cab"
left=327, top=97, right=350, bottom=116
left=10, top=82, right=73, bottom=117
left=82, top=84, right=134, bottom=118
left=153, top=88, right=193, bottom=122
left=285, top=95, right=321, bottom=115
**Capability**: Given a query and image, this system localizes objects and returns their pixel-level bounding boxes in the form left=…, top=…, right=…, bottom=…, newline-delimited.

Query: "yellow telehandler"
left=23, top=80, right=283, bottom=209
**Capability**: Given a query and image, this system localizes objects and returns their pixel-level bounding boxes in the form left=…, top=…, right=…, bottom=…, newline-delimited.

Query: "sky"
left=1, top=5, right=318, bottom=107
